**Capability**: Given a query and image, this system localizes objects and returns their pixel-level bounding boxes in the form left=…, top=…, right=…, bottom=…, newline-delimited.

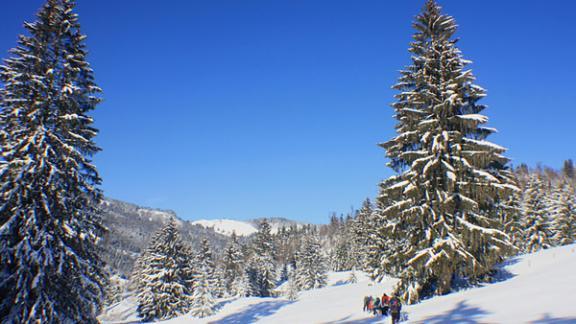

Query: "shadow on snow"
left=532, top=313, right=576, bottom=324
left=417, top=300, right=489, bottom=323
left=208, top=299, right=293, bottom=324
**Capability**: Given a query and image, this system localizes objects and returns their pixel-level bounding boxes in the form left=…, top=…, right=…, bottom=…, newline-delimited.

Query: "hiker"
left=381, top=293, right=390, bottom=316
left=363, top=296, right=370, bottom=312
left=367, top=296, right=374, bottom=313
left=373, top=297, right=381, bottom=316
left=389, top=294, right=402, bottom=324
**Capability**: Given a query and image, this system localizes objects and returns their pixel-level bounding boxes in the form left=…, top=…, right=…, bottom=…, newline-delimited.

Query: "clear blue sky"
left=1, top=1, right=575, bottom=223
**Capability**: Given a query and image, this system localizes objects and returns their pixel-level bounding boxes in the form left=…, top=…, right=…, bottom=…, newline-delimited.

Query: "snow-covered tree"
left=285, top=273, right=299, bottom=301
left=294, top=233, right=328, bottom=290
left=196, top=238, right=216, bottom=281
left=497, top=191, right=524, bottom=252
left=136, top=219, right=194, bottom=321
left=375, top=0, right=517, bottom=303
left=105, top=274, right=128, bottom=306
left=0, top=0, right=107, bottom=321
left=521, top=175, right=552, bottom=253
left=352, top=199, right=374, bottom=255
left=549, top=181, right=576, bottom=246
left=246, top=219, right=277, bottom=297
left=233, top=270, right=252, bottom=298
left=347, top=269, right=358, bottom=284
left=190, top=264, right=216, bottom=318
left=222, top=232, right=245, bottom=295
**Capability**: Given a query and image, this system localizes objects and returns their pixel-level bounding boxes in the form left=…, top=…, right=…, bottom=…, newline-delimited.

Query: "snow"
left=191, top=219, right=258, bottom=237
left=191, top=219, right=301, bottom=237
left=100, top=244, right=576, bottom=323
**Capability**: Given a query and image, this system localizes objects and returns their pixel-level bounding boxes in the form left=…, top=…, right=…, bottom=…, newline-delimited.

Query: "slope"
left=100, top=243, right=576, bottom=323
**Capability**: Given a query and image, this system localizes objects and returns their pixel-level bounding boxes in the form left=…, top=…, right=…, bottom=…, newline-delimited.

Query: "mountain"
left=191, top=217, right=306, bottom=237
left=99, top=199, right=308, bottom=276
left=100, top=243, right=576, bottom=323
left=99, top=198, right=230, bottom=276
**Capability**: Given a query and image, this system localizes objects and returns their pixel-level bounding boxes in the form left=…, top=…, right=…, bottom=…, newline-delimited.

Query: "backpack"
left=390, top=298, right=401, bottom=313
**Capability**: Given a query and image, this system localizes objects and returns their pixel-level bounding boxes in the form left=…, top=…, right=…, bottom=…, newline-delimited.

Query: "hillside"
left=100, top=243, right=576, bottom=323
left=99, top=198, right=230, bottom=275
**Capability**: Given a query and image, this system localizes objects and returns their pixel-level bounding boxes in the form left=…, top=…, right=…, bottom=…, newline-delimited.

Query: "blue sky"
left=1, top=1, right=575, bottom=223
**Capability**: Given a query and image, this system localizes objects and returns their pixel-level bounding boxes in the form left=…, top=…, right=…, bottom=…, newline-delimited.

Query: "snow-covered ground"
left=191, top=218, right=304, bottom=237
left=191, top=219, right=259, bottom=237
left=100, top=244, right=576, bottom=323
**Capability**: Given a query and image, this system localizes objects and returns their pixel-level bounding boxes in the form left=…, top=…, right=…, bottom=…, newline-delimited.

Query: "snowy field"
left=100, top=244, right=576, bottom=323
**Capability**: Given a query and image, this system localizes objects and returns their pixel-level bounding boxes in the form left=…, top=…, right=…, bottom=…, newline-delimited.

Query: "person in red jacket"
left=381, top=293, right=390, bottom=316
left=367, top=296, right=374, bottom=313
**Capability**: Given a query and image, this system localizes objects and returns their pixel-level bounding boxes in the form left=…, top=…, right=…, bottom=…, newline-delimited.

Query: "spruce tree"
left=351, top=199, right=374, bottom=270
left=196, top=238, right=216, bottom=284
left=247, top=219, right=277, bottom=297
left=0, top=0, right=107, bottom=321
left=498, top=191, right=524, bottom=252
left=190, top=264, right=216, bottom=318
left=550, top=181, right=576, bottom=246
left=233, top=269, right=252, bottom=298
left=136, top=219, right=194, bottom=321
left=521, top=175, right=552, bottom=253
left=294, top=233, right=328, bottom=290
left=347, top=268, right=358, bottom=284
left=285, top=272, right=299, bottom=301
left=222, top=232, right=245, bottom=296
left=375, top=0, right=517, bottom=303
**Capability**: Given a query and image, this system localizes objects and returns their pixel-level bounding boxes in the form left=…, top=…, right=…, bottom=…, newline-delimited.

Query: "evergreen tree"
left=222, top=232, right=245, bottom=296
left=136, top=219, right=194, bottom=321
left=196, top=238, right=216, bottom=286
left=562, top=159, right=575, bottom=181
left=0, top=0, right=107, bottom=321
left=497, top=191, right=524, bottom=252
left=521, top=175, right=552, bottom=253
left=375, top=0, right=517, bottom=303
left=246, top=219, right=277, bottom=297
left=550, top=181, right=576, bottom=246
left=347, top=268, right=359, bottom=284
left=233, top=269, right=252, bottom=298
left=285, top=272, right=299, bottom=301
left=294, top=234, right=328, bottom=290
left=104, top=274, right=128, bottom=306
left=190, top=264, right=216, bottom=318
left=350, top=199, right=374, bottom=271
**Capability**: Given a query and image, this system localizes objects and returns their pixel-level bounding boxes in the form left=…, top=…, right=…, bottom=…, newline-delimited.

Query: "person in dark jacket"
left=389, top=294, right=402, bottom=324
left=373, top=297, right=381, bottom=315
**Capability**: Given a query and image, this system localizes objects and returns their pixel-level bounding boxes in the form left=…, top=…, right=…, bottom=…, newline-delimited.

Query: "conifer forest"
left=0, top=0, right=574, bottom=323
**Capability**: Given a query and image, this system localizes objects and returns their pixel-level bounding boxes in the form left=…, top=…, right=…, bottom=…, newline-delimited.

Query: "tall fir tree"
left=189, top=263, right=216, bottom=318
left=222, top=232, right=245, bottom=296
left=0, top=0, right=107, bottom=321
left=136, top=219, right=194, bottom=321
left=521, top=175, right=552, bottom=253
left=294, top=233, right=328, bottom=290
left=549, top=181, right=576, bottom=246
left=352, top=199, right=375, bottom=271
left=247, top=219, right=277, bottom=297
left=375, top=0, right=517, bottom=303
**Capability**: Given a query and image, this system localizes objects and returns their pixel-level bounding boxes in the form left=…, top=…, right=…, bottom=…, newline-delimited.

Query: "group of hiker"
left=363, top=293, right=402, bottom=323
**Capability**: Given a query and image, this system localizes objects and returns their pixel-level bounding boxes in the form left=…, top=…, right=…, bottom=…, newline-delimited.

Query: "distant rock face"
left=99, top=198, right=229, bottom=276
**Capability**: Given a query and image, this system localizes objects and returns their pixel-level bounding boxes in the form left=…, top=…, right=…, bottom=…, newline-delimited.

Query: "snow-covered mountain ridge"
left=191, top=217, right=305, bottom=237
